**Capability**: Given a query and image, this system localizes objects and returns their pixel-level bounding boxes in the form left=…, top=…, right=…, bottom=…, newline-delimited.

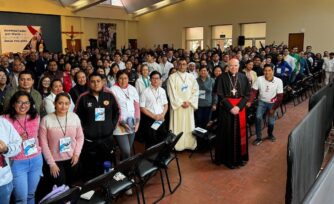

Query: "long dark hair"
left=7, top=91, right=37, bottom=120
left=38, top=76, right=51, bottom=93
left=0, top=69, right=9, bottom=85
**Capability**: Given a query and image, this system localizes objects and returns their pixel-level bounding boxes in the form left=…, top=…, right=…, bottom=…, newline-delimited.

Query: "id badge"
left=23, top=138, right=38, bottom=156
left=181, top=83, right=188, bottom=92
left=151, top=120, right=163, bottom=130
left=95, top=108, right=105, bottom=121
left=276, top=68, right=281, bottom=74
left=59, top=137, right=71, bottom=153
left=199, top=90, right=206, bottom=99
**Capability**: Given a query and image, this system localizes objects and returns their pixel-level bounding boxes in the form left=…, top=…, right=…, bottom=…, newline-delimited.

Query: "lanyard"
left=121, top=87, right=130, bottom=99
left=15, top=115, right=28, bottom=139
left=55, top=113, right=68, bottom=137
left=142, top=76, right=150, bottom=88
left=177, top=72, right=187, bottom=84
left=150, top=87, right=160, bottom=103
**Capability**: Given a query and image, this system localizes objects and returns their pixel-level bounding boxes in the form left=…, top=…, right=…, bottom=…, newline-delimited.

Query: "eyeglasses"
left=16, top=101, right=31, bottom=106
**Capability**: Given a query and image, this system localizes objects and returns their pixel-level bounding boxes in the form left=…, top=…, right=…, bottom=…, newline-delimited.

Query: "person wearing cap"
left=213, top=59, right=249, bottom=169
left=322, top=52, right=334, bottom=85
left=248, top=64, right=283, bottom=146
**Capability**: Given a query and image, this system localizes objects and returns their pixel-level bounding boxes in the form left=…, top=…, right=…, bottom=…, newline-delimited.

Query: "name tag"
left=181, top=84, right=188, bottom=92
left=95, top=108, right=105, bottom=121
left=23, top=138, right=38, bottom=156
left=151, top=121, right=163, bottom=130
left=59, top=137, right=71, bottom=153
left=199, top=90, right=206, bottom=99
left=276, top=68, right=281, bottom=74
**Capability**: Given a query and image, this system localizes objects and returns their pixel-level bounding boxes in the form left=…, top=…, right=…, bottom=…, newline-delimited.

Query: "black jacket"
left=75, top=89, right=119, bottom=141
left=70, top=84, right=89, bottom=104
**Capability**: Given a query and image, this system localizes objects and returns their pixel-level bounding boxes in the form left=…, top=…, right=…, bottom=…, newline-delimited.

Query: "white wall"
left=137, top=0, right=334, bottom=53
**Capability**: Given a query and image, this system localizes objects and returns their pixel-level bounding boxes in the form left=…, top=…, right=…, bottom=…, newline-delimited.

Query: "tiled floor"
left=119, top=100, right=311, bottom=204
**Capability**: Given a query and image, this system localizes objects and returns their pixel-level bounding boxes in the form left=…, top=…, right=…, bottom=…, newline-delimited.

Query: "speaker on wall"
left=89, top=39, right=97, bottom=49
left=238, top=36, right=245, bottom=46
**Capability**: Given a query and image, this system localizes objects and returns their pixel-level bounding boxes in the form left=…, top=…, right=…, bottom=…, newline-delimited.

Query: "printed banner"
left=97, top=23, right=116, bottom=51
left=0, top=25, right=43, bottom=54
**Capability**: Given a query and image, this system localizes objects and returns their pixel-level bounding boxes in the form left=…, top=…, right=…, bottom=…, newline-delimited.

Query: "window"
left=212, top=25, right=233, bottom=49
left=241, top=23, right=266, bottom=47
left=185, top=27, right=204, bottom=51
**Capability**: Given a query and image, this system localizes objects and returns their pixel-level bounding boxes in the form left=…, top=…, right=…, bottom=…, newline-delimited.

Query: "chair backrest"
left=80, top=153, right=142, bottom=194
left=165, top=132, right=183, bottom=152
left=142, top=141, right=167, bottom=161
left=114, top=153, right=143, bottom=175
left=40, top=186, right=80, bottom=204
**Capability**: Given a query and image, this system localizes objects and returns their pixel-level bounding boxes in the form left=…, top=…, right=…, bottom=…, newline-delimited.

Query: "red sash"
left=227, top=98, right=247, bottom=156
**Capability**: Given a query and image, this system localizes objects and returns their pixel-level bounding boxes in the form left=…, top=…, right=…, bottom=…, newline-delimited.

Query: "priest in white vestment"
left=167, top=59, right=199, bottom=151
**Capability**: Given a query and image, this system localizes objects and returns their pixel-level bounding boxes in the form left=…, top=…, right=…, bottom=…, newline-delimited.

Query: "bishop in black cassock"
left=213, top=59, right=250, bottom=169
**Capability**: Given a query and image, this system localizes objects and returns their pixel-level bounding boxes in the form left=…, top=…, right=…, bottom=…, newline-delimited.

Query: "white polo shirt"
left=110, top=84, right=139, bottom=120
left=140, top=86, right=168, bottom=115
left=252, top=76, right=283, bottom=103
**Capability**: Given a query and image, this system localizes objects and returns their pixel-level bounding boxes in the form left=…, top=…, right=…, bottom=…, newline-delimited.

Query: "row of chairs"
left=289, top=71, right=324, bottom=106
left=40, top=132, right=183, bottom=204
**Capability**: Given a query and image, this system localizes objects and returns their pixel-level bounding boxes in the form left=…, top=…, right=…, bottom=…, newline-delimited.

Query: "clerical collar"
left=228, top=72, right=238, bottom=77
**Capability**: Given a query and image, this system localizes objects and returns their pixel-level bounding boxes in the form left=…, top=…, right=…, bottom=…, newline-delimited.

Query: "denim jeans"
left=255, top=100, right=277, bottom=139
left=11, top=154, right=43, bottom=204
left=114, top=133, right=135, bottom=161
left=0, top=181, right=13, bottom=204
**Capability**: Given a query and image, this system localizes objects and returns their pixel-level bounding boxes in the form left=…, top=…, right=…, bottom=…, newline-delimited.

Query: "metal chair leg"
left=164, top=157, right=182, bottom=194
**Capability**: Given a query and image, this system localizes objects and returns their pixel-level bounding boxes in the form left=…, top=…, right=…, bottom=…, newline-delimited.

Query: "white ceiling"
left=58, top=0, right=184, bottom=15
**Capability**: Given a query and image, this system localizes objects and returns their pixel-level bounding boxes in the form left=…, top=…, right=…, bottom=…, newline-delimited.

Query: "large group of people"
left=0, top=43, right=332, bottom=203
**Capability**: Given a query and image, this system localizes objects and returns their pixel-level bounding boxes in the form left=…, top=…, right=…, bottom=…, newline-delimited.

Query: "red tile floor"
left=118, top=99, right=318, bottom=204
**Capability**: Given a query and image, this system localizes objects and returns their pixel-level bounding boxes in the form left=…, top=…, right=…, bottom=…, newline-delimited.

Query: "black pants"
left=141, top=114, right=168, bottom=149
left=49, top=159, right=79, bottom=187
left=81, top=137, right=115, bottom=181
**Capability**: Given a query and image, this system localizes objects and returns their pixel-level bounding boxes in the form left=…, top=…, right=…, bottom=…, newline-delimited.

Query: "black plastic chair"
left=190, top=130, right=216, bottom=162
left=78, top=154, right=142, bottom=204
left=40, top=186, right=81, bottom=204
left=158, top=132, right=183, bottom=194
left=135, top=141, right=167, bottom=204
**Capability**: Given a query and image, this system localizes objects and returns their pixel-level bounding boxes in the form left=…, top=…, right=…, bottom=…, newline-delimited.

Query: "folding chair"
left=78, top=154, right=142, bottom=204
left=40, top=186, right=81, bottom=204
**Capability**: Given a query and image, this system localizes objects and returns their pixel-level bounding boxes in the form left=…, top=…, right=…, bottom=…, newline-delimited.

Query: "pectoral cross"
left=231, top=88, right=237, bottom=96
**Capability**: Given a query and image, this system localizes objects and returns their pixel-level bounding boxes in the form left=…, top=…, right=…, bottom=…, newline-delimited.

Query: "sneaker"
left=268, top=135, right=276, bottom=142
left=252, top=138, right=262, bottom=146
left=125, top=189, right=133, bottom=196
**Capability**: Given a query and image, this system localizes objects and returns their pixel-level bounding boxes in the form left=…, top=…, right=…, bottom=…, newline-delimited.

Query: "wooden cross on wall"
left=62, top=25, right=83, bottom=52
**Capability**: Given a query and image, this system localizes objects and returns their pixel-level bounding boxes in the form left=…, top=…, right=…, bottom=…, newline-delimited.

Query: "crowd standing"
left=0, top=43, right=331, bottom=202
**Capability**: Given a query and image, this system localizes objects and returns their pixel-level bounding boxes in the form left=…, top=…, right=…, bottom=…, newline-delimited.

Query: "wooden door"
left=66, top=39, right=82, bottom=52
left=289, top=33, right=304, bottom=51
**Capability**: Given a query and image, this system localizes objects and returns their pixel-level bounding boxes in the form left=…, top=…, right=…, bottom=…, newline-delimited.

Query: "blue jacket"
left=275, top=61, right=292, bottom=77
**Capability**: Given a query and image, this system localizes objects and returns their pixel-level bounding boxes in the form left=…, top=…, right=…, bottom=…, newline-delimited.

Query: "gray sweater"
left=196, top=76, right=217, bottom=107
